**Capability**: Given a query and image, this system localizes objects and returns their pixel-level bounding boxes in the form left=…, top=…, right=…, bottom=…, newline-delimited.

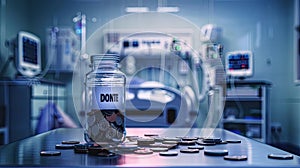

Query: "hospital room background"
left=0, top=0, right=299, bottom=155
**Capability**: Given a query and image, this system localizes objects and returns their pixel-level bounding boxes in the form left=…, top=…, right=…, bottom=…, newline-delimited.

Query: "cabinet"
left=0, top=79, right=66, bottom=145
left=222, top=80, right=271, bottom=143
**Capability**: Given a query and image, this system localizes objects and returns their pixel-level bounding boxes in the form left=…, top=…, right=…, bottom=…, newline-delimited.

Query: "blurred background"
left=0, top=0, right=299, bottom=156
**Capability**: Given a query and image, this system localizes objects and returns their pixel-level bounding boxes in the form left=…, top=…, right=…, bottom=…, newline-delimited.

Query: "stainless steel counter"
left=0, top=128, right=299, bottom=167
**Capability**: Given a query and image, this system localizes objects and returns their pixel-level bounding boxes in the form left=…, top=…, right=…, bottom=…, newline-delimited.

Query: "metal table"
left=0, top=128, right=299, bottom=167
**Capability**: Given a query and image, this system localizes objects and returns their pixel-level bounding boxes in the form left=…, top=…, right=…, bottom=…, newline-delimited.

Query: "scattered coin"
left=154, top=137, right=164, bottom=142
left=188, top=146, right=204, bottom=150
left=134, top=149, right=153, bottom=155
left=226, top=140, right=242, bottom=143
left=203, top=138, right=222, bottom=144
left=196, top=141, right=216, bottom=146
left=224, top=155, right=248, bottom=161
left=40, top=151, right=61, bottom=156
left=268, top=154, right=294, bottom=160
left=204, top=149, right=229, bottom=156
left=149, top=143, right=177, bottom=149
left=179, top=141, right=196, bottom=146
left=124, top=141, right=138, bottom=145
left=61, top=140, right=80, bottom=144
left=182, top=137, right=198, bottom=141
left=163, top=137, right=181, bottom=142
left=159, top=151, right=178, bottom=156
left=144, top=133, right=159, bottom=137
left=150, top=147, right=169, bottom=152
left=55, top=144, right=74, bottom=149
left=216, top=141, right=228, bottom=145
left=162, top=141, right=178, bottom=145
left=180, top=149, right=200, bottom=153
left=117, top=144, right=139, bottom=151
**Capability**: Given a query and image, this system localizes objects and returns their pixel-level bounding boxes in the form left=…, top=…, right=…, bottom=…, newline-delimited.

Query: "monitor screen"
left=22, top=36, right=38, bottom=65
left=16, top=31, right=41, bottom=77
left=225, top=51, right=253, bottom=78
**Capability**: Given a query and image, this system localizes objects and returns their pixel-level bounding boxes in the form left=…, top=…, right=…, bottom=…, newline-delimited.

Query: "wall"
left=1, top=0, right=298, bottom=147
left=0, top=0, right=31, bottom=78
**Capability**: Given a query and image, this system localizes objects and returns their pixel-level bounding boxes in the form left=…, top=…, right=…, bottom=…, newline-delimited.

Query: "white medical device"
left=15, top=31, right=41, bottom=77
left=200, top=24, right=222, bottom=43
left=225, top=51, right=253, bottom=78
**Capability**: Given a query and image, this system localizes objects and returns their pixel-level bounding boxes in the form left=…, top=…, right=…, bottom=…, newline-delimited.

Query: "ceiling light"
left=125, top=7, right=149, bottom=13
left=157, top=7, right=179, bottom=13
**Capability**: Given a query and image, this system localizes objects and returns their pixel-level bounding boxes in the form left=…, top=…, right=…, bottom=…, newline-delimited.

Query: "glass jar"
left=84, top=54, right=126, bottom=145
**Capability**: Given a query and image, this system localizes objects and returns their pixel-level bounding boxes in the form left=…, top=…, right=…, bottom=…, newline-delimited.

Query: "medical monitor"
left=15, top=31, right=41, bottom=77
left=225, top=51, right=253, bottom=78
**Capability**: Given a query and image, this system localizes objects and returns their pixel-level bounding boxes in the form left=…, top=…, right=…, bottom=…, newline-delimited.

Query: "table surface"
left=0, top=128, right=299, bottom=167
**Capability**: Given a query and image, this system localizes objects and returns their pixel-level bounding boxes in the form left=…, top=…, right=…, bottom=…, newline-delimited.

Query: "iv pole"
left=72, top=12, right=88, bottom=119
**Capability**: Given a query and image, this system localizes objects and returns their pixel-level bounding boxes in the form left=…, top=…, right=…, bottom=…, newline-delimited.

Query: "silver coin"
left=150, top=147, right=169, bottom=152
left=224, top=155, right=247, bottom=161
left=134, top=149, right=153, bottom=155
left=268, top=154, right=293, bottom=160
left=188, top=146, right=204, bottom=150
left=159, top=151, right=178, bottom=156
left=204, top=149, right=229, bottom=156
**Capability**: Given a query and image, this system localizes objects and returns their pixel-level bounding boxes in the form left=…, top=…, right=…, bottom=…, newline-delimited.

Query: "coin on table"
left=150, top=147, right=169, bottom=152
left=196, top=140, right=216, bottom=146
left=204, top=149, right=229, bottom=156
left=203, top=138, right=222, bottom=144
left=182, top=137, right=198, bottom=141
left=149, top=143, right=177, bottom=149
left=180, top=149, right=200, bottom=153
left=162, top=141, right=178, bottom=145
left=40, top=150, right=61, bottom=156
left=117, top=144, right=139, bottom=150
left=179, top=141, right=196, bottom=146
left=144, top=133, right=159, bottom=137
left=159, top=151, right=178, bottom=156
left=163, top=137, right=181, bottom=142
left=268, top=154, right=294, bottom=160
left=224, top=155, right=247, bottom=161
left=124, top=141, right=138, bottom=145
left=216, top=141, right=228, bottom=145
left=61, top=140, right=80, bottom=144
left=188, top=146, right=204, bottom=150
left=55, top=144, right=74, bottom=149
left=134, top=149, right=154, bottom=155
left=226, top=140, right=242, bottom=143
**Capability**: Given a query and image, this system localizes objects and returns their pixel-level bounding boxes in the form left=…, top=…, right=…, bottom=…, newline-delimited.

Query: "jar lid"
left=90, top=54, right=120, bottom=63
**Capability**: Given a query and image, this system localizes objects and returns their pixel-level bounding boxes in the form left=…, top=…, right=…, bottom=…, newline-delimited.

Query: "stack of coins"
left=87, top=109, right=125, bottom=143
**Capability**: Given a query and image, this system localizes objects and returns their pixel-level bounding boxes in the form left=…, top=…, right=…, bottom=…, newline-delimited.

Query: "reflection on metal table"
left=0, top=128, right=299, bottom=167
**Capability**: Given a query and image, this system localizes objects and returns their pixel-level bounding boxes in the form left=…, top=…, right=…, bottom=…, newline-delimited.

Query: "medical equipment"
left=15, top=31, right=41, bottom=77
left=73, top=13, right=226, bottom=132
left=200, top=24, right=222, bottom=43
left=46, top=28, right=80, bottom=71
left=105, top=32, right=210, bottom=127
left=225, top=51, right=253, bottom=78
